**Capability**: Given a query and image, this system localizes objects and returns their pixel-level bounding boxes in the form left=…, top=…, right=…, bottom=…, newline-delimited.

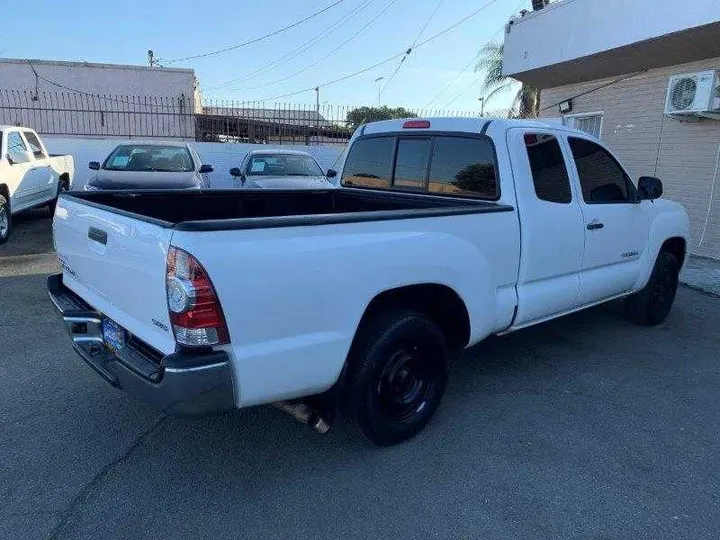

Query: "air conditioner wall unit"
left=664, top=70, right=720, bottom=118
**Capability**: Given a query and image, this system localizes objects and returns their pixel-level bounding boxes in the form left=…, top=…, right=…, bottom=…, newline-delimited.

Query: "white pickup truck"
left=48, top=118, right=689, bottom=446
left=0, top=126, right=74, bottom=243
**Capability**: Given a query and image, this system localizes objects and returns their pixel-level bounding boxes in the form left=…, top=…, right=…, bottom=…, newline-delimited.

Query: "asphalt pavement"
left=2, top=212, right=720, bottom=540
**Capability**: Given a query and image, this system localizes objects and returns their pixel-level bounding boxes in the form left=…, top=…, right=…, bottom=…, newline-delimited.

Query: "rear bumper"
left=47, top=273, right=236, bottom=416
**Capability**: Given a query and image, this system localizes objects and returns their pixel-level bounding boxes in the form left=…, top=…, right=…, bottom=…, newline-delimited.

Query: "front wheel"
left=342, top=310, right=449, bottom=446
left=0, top=194, right=11, bottom=244
left=624, top=251, right=679, bottom=326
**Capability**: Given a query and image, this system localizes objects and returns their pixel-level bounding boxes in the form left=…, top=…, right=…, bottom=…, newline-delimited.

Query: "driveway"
left=2, top=214, right=719, bottom=540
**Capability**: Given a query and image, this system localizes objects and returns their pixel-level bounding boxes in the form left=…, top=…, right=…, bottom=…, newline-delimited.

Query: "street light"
left=374, top=76, right=384, bottom=107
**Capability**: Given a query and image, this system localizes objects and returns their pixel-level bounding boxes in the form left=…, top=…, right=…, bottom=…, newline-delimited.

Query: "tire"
left=47, top=178, right=68, bottom=217
left=624, top=251, right=679, bottom=326
left=342, top=309, right=449, bottom=446
left=0, top=194, right=11, bottom=244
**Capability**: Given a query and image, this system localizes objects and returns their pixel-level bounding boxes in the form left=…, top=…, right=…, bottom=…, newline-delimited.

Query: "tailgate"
left=53, top=195, right=176, bottom=354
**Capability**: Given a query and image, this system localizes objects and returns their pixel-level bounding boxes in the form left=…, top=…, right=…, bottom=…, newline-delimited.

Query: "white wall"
left=0, top=59, right=194, bottom=97
left=503, top=0, right=720, bottom=76
left=44, top=137, right=345, bottom=189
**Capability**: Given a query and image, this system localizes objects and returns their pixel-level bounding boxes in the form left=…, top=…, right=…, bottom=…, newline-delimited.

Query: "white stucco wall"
left=0, top=58, right=195, bottom=97
left=0, top=59, right=197, bottom=138
left=503, top=0, right=720, bottom=76
left=43, top=137, right=345, bottom=189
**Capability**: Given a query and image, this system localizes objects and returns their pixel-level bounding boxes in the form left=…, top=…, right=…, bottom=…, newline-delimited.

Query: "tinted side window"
left=23, top=132, right=46, bottom=159
left=428, top=136, right=498, bottom=199
left=569, top=137, right=630, bottom=203
left=7, top=132, right=30, bottom=164
left=393, top=138, right=431, bottom=191
left=341, top=137, right=394, bottom=189
left=525, top=133, right=572, bottom=203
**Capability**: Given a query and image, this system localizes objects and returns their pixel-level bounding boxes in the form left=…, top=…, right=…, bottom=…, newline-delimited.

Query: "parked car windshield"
left=103, top=145, right=194, bottom=172
left=245, top=154, right=323, bottom=177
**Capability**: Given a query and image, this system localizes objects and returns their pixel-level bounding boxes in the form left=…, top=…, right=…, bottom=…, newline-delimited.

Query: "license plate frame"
left=102, top=316, right=126, bottom=351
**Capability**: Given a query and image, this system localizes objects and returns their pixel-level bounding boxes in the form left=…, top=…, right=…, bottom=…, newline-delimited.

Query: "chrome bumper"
left=47, top=273, right=236, bottom=416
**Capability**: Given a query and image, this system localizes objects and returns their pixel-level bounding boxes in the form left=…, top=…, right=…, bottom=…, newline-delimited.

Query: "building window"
left=564, top=113, right=603, bottom=139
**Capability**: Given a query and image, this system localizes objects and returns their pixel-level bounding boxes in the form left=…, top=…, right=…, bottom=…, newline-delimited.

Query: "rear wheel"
left=342, top=310, right=449, bottom=446
left=47, top=178, right=69, bottom=217
left=624, top=251, right=679, bottom=326
left=0, top=194, right=11, bottom=244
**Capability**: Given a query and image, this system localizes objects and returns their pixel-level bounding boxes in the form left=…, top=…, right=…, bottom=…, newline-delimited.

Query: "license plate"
left=102, top=317, right=126, bottom=351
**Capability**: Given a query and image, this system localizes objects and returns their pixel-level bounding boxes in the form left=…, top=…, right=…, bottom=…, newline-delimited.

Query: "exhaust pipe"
left=273, top=401, right=331, bottom=434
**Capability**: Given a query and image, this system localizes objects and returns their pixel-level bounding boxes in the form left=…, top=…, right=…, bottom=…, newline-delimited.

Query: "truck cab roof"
left=359, top=117, right=564, bottom=136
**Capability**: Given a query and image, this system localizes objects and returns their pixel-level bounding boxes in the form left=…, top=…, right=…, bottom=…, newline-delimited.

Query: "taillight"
left=166, top=246, right=229, bottom=347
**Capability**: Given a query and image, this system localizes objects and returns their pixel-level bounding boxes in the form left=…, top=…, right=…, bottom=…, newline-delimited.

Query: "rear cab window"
left=341, top=133, right=498, bottom=200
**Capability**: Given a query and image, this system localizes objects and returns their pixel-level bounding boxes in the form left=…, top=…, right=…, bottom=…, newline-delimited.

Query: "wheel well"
left=660, top=237, right=686, bottom=264
left=0, top=184, right=8, bottom=200
left=359, top=284, right=471, bottom=351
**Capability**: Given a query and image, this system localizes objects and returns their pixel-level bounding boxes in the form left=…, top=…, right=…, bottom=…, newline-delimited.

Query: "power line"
left=424, top=52, right=481, bottom=107
left=24, top=60, right=184, bottom=109
left=224, top=0, right=399, bottom=94
left=425, top=0, right=525, bottom=108
left=538, top=69, right=648, bottom=112
left=208, top=0, right=375, bottom=91
left=379, top=0, right=446, bottom=97
left=250, top=0, right=503, bottom=103
left=165, top=0, right=347, bottom=64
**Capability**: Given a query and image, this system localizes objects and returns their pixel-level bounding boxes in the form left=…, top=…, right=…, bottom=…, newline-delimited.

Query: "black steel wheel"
left=625, top=251, right=679, bottom=326
left=342, top=310, right=449, bottom=446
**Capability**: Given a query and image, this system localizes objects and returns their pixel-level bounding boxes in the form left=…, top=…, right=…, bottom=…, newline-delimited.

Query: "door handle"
left=88, top=227, right=108, bottom=245
left=586, top=221, right=604, bottom=231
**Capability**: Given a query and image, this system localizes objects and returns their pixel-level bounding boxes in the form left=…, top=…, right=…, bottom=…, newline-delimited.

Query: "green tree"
left=475, top=42, right=539, bottom=118
left=346, top=106, right=417, bottom=130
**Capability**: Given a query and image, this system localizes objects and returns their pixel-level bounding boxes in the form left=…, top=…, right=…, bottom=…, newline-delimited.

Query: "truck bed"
left=64, top=188, right=513, bottom=231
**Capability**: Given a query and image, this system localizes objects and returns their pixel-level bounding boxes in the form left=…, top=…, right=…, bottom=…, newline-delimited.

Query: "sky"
left=0, top=0, right=529, bottom=112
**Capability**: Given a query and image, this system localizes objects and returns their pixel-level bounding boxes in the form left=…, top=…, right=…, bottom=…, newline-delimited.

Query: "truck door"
left=5, top=131, right=38, bottom=212
left=22, top=130, right=57, bottom=202
left=562, top=135, right=650, bottom=305
left=508, top=128, right=585, bottom=326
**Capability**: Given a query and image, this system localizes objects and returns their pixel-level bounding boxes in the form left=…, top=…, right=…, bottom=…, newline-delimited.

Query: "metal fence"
left=0, top=89, right=517, bottom=144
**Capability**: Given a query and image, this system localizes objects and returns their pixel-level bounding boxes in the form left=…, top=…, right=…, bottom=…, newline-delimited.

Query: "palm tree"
left=475, top=42, right=539, bottom=118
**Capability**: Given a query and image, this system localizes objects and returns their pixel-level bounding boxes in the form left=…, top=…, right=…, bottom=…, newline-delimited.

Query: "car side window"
left=7, top=132, right=31, bottom=164
left=23, top=132, right=46, bottom=159
left=568, top=137, right=632, bottom=203
left=341, top=136, right=394, bottom=189
left=524, top=133, right=572, bottom=204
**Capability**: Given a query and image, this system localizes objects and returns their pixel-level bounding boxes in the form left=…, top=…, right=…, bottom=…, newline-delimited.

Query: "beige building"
left=503, top=0, right=720, bottom=259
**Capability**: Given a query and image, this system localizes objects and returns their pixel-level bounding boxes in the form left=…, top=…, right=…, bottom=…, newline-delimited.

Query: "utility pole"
left=374, top=77, right=384, bottom=107
left=478, top=96, right=485, bottom=116
left=315, top=87, right=320, bottom=140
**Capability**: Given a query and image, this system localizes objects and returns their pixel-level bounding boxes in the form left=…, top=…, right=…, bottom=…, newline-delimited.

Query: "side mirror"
left=89, top=161, right=100, bottom=170
left=229, top=167, right=243, bottom=177
left=638, top=176, right=663, bottom=200
left=199, top=164, right=213, bottom=173
left=326, top=168, right=337, bottom=178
